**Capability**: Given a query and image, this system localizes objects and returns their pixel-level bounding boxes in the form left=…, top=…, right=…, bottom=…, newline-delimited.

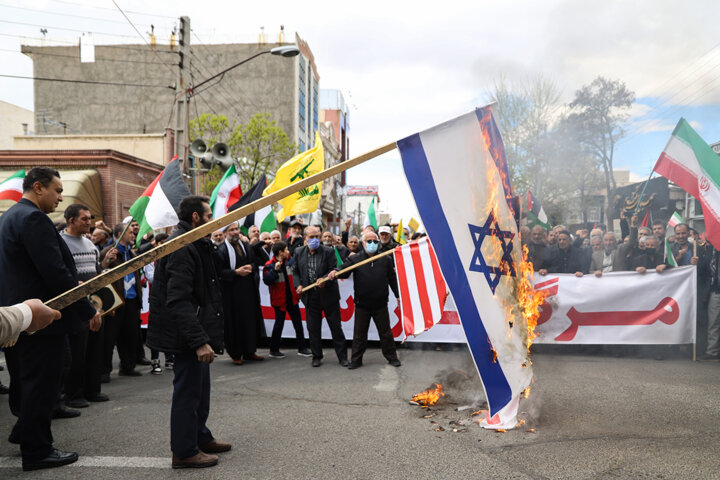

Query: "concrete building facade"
left=24, top=33, right=319, bottom=153
left=0, top=101, right=34, bottom=149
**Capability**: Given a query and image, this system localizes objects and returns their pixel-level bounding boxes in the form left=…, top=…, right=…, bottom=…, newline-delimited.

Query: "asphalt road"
left=0, top=344, right=718, bottom=479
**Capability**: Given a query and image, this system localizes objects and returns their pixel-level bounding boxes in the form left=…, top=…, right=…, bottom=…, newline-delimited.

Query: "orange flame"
left=411, top=383, right=445, bottom=407
left=517, top=245, right=549, bottom=351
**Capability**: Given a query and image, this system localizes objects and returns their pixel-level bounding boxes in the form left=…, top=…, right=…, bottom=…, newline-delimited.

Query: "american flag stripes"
left=394, top=237, right=448, bottom=340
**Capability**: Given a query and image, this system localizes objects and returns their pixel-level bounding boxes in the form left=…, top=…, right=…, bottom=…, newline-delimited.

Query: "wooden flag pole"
left=301, top=247, right=396, bottom=293
left=46, top=141, right=397, bottom=310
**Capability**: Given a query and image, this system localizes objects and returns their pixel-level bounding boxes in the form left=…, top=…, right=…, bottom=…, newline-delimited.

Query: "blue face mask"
left=365, top=241, right=379, bottom=254
left=308, top=238, right=320, bottom=250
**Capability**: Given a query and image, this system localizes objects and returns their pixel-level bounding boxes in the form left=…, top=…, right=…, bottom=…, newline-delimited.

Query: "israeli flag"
left=397, top=106, right=532, bottom=415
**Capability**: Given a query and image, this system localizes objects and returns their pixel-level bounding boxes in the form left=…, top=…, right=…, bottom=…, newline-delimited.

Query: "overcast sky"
left=2, top=0, right=720, bottom=226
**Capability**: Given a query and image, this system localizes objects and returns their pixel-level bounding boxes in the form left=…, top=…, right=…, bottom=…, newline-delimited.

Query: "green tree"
left=567, top=77, right=635, bottom=226
left=189, top=112, right=296, bottom=195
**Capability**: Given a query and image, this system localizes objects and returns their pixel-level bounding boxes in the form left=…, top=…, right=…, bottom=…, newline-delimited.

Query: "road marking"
left=0, top=456, right=168, bottom=468
left=374, top=365, right=399, bottom=392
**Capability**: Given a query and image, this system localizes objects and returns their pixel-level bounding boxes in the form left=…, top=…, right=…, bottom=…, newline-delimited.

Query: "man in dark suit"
left=0, top=167, right=99, bottom=471
left=292, top=226, right=348, bottom=367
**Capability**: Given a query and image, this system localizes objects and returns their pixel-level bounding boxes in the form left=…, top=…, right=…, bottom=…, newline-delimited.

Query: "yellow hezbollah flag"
left=396, top=219, right=407, bottom=245
left=264, top=132, right=324, bottom=221
left=408, top=217, right=420, bottom=232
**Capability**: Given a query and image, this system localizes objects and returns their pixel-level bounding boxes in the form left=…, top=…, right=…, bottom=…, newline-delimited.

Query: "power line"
left=0, top=19, right=140, bottom=39
left=48, top=0, right=177, bottom=19
left=0, top=32, right=180, bottom=54
left=110, top=0, right=177, bottom=78
left=0, top=2, right=171, bottom=30
left=0, top=73, right=172, bottom=88
left=0, top=46, right=175, bottom=65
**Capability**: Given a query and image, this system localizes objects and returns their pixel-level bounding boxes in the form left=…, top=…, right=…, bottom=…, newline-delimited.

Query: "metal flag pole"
left=46, top=142, right=397, bottom=310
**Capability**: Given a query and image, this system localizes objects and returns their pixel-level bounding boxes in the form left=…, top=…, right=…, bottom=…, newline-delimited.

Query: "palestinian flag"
left=526, top=191, right=550, bottom=229
left=229, top=174, right=276, bottom=233
left=363, top=197, right=378, bottom=230
left=665, top=211, right=684, bottom=267
left=209, top=164, right=242, bottom=219
left=654, top=118, right=720, bottom=249
left=129, top=157, right=191, bottom=246
left=0, top=169, right=25, bottom=202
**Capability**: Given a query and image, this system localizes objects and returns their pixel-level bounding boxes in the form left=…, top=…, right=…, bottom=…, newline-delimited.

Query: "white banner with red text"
left=531, top=266, right=696, bottom=344
left=261, top=266, right=696, bottom=344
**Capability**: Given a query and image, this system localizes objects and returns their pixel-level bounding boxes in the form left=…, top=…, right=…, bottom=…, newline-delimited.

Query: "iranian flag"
left=654, top=118, right=720, bottom=249
left=129, top=157, right=191, bottom=246
left=0, top=169, right=25, bottom=202
left=363, top=197, right=378, bottom=230
left=209, top=164, right=242, bottom=219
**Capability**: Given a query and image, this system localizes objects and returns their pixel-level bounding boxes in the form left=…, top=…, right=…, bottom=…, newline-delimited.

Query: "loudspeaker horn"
left=212, top=142, right=232, bottom=170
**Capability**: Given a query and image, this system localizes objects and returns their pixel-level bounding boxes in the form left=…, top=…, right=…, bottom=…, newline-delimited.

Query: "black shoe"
left=389, top=359, right=402, bottom=367
left=64, top=398, right=90, bottom=409
left=52, top=406, right=81, bottom=419
left=0, top=382, right=9, bottom=394
left=118, top=369, right=142, bottom=377
left=311, top=358, right=322, bottom=367
left=347, top=361, right=362, bottom=369
left=699, top=353, right=720, bottom=361
left=100, top=373, right=110, bottom=384
left=297, top=348, right=312, bottom=357
left=340, top=359, right=349, bottom=367
left=136, top=357, right=152, bottom=366
left=86, top=393, right=109, bottom=402
left=22, top=448, right=79, bottom=471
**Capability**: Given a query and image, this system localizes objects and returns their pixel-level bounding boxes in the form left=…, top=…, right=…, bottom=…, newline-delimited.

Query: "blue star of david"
left=468, top=210, right=516, bottom=294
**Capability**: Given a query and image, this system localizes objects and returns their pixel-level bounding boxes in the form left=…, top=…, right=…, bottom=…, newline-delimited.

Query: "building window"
left=299, top=140, right=306, bottom=152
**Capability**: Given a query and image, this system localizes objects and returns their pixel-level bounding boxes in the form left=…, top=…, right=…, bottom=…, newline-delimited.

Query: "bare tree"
left=567, top=77, right=634, bottom=226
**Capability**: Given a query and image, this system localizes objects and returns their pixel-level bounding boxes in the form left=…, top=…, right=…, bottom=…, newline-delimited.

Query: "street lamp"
left=189, top=45, right=300, bottom=95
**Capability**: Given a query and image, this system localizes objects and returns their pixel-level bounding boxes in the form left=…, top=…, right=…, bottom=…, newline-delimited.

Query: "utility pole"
left=175, top=16, right=193, bottom=192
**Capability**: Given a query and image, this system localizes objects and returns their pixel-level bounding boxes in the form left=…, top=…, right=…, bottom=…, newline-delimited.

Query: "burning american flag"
left=396, top=105, right=534, bottom=419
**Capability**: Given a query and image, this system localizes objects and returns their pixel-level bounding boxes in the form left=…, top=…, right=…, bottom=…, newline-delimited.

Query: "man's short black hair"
left=651, top=220, right=665, bottom=228
left=23, top=167, right=60, bottom=192
left=177, top=195, right=210, bottom=224
left=63, top=203, right=90, bottom=222
left=272, top=241, right=287, bottom=256
left=675, top=223, right=689, bottom=232
left=155, top=232, right=169, bottom=244
left=113, top=222, right=127, bottom=238
left=557, top=229, right=572, bottom=238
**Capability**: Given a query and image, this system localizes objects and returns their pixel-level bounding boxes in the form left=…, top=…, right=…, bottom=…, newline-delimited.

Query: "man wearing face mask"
left=328, top=231, right=401, bottom=369
left=292, top=226, right=348, bottom=367
left=631, top=236, right=668, bottom=273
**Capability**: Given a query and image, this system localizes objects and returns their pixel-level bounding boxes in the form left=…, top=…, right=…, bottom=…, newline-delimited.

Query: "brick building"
left=0, top=150, right=163, bottom=225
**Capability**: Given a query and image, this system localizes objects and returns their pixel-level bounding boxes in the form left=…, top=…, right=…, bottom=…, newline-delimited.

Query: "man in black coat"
left=216, top=222, right=265, bottom=365
left=292, top=226, right=348, bottom=367
left=0, top=167, right=99, bottom=471
left=147, top=196, right=230, bottom=469
left=538, top=230, right=588, bottom=276
left=329, top=231, right=401, bottom=369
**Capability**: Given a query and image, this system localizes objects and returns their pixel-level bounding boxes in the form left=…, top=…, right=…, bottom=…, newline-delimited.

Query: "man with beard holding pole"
left=146, top=195, right=230, bottom=468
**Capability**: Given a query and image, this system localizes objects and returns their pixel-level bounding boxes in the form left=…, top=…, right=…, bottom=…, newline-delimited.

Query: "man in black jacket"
left=292, top=226, right=348, bottom=367
left=147, top=196, right=230, bottom=469
left=329, top=231, right=401, bottom=369
left=0, top=167, right=99, bottom=471
left=538, top=230, right=588, bottom=277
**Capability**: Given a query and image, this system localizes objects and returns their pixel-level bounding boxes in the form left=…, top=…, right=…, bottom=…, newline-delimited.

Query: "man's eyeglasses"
left=366, top=240, right=379, bottom=244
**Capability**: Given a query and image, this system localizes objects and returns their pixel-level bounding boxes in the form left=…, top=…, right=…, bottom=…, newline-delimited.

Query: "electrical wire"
left=0, top=32, right=179, bottom=54
left=0, top=2, right=169, bottom=30
left=0, top=46, right=175, bottom=65
left=49, top=0, right=176, bottom=19
left=0, top=19, right=140, bottom=39
left=0, top=73, right=172, bottom=88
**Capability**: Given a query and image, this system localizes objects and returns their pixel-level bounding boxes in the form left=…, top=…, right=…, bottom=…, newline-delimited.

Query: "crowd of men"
left=523, top=213, right=719, bottom=360
left=0, top=167, right=412, bottom=471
